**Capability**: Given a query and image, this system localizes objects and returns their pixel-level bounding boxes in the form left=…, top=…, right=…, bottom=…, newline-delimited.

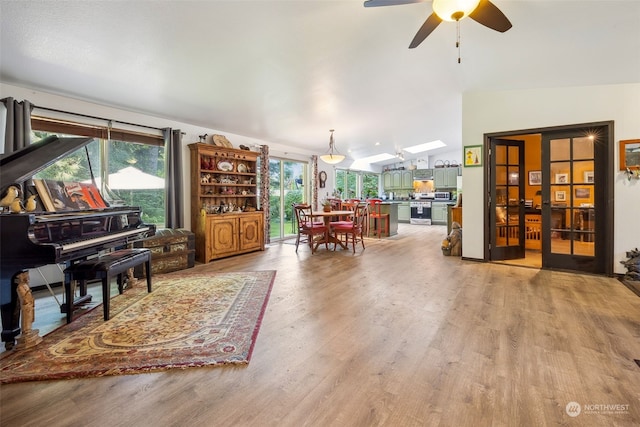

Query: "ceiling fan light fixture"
left=432, top=0, right=481, bottom=22
left=319, top=129, right=345, bottom=165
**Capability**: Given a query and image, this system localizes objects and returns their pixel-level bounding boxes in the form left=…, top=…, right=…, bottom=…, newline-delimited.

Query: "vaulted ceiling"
left=1, top=1, right=639, bottom=165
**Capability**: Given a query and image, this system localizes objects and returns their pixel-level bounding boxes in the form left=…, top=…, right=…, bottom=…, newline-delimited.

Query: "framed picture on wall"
left=555, top=173, right=569, bottom=184
left=508, top=172, right=519, bottom=185
left=555, top=191, right=566, bottom=202
left=528, top=170, right=542, bottom=185
left=463, top=145, right=482, bottom=167
left=584, top=171, right=594, bottom=183
left=575, top=188, right=590, bottom=199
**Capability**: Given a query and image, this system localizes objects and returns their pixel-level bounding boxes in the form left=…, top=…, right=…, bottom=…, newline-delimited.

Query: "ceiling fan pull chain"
left=456, top=21, right=461, bottom=63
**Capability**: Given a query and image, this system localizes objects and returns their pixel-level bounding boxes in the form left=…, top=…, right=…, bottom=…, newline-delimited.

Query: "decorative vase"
left=323, top=205, right=331, bottom=212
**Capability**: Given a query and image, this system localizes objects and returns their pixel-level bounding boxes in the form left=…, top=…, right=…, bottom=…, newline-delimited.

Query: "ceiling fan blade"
left=468, top=0, right=512, bottom=32
left=364, top=0, right=426, bottom=7
left=409, top=13, right=442, bottom=49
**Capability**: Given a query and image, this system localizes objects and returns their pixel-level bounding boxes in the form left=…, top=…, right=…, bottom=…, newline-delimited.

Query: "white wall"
left=462, top=83, right=640, bottom=274
left=1, top=82, right=319, bottom=223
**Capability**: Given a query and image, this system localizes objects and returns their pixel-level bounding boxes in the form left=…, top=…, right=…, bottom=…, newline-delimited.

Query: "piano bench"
left=64, top=248, right=152, bottom=323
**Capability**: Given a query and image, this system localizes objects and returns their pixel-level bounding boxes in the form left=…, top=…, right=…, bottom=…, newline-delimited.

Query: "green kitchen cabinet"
left=398, top=201, right=410, bottom=223
left=434, top=167, right=460, bottom=189
left=383, top=170, right=414, bottom=191
left=431, top=202, right=449, bottom=225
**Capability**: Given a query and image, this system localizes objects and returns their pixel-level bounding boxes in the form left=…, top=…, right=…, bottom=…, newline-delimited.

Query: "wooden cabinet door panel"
left=210, top=217, right=238, bottom=256
left=239, top=215, right=263, bottom=251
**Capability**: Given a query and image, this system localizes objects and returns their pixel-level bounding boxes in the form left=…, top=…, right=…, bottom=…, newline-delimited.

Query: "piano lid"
left=0, top=135, right=95, bottom=189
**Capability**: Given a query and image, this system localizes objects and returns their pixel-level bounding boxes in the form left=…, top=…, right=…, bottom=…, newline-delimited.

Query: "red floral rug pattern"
left=0, top=271, right=276, bottom=383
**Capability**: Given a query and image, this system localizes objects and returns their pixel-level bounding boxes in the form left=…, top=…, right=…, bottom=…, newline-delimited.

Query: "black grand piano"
left=0, top=136, right=156, bottom=349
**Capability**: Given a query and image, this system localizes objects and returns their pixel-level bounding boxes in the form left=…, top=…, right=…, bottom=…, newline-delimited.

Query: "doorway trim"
left=482, top=121, right=614, bottom=275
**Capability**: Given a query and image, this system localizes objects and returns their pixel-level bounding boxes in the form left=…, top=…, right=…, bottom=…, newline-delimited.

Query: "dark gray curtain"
left=1, top=97, right=33, bottom=154
left=164, top=128, right=183, bottom=229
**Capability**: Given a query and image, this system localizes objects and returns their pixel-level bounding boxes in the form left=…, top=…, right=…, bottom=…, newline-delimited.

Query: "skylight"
left=403, top=140, right=446, bottom=154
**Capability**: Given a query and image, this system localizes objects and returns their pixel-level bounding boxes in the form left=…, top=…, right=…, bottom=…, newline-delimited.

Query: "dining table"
left=310, top=210, right=356, bottom=251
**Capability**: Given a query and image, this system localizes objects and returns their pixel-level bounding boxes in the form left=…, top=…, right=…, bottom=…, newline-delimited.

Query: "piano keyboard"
left=61, top=227, right=152, bottom=252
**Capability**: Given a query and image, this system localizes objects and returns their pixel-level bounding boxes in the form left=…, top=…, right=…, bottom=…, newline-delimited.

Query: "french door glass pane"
left=573, top=136, right=594, bottom=159
left=550, top=138, right=570, bottom=161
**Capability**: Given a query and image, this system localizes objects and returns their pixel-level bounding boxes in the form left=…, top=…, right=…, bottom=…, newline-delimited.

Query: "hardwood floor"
left=2, top=224, right=639, bottom=427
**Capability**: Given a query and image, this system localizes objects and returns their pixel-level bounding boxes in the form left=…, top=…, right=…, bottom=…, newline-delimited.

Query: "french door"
left=541, top=126, right=611, bottom=274
left=487, top=123, right=613, bottom=275
left=490, top=139, right=525, bottom=260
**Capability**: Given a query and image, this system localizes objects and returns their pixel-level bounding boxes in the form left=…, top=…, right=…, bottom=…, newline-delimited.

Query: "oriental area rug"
left=0, top=270, right=276, bottom=384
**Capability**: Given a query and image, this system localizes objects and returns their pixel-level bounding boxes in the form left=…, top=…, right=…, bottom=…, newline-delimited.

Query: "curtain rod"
left=34, top=105, right=166, bottom=132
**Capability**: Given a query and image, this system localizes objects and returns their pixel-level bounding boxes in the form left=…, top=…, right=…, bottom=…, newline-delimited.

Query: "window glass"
left=30, top=125, right=166, bottom=227
left=335, top=169, right=379, bottom=199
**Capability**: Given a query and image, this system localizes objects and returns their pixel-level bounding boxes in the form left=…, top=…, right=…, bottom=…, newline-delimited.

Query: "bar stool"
left=368, top=198, right=389, bottom=238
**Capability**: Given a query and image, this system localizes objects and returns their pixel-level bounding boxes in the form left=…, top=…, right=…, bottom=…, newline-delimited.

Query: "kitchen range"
left=410, top=192, right=451, bottom=225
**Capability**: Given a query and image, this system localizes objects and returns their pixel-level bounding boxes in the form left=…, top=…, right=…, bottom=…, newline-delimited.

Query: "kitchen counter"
left=368, top=202, right=398, bottom=237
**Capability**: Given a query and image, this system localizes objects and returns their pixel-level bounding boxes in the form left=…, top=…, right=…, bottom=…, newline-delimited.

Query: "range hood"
left=412, top=169, right=434, bottom=180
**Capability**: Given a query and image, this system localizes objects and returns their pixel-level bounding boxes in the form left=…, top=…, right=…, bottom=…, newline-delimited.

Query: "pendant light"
left=319, top=129, right=345, bottom=165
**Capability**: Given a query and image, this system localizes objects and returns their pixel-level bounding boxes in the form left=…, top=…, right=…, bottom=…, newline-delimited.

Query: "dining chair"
left=292, top=203, right=323, bottom=229
left=331, top=203, right=368, bottom=253
left=335, top=199, right=359, bottom=223
left=293, top=204, right=328, bottom=253
left=329, top=198, right=342, bottom=211
left=368, top=198, right=389, bottom=238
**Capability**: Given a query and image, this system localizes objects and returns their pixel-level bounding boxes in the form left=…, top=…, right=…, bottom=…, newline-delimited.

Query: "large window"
left=335, top=169, right=380, bottom=199
left=30, top=117, right=166, bottom=227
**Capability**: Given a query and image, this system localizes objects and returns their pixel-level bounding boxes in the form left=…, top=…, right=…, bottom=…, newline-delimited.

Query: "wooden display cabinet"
left=188, top=143, right=264, bottom=263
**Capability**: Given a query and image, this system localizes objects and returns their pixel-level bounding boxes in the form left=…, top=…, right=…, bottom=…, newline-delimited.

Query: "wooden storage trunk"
left=134, top=228, right=195, bottom=276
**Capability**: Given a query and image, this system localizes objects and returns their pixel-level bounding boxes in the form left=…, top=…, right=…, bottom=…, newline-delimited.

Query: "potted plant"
left=321, top=199, right=332, bottom=212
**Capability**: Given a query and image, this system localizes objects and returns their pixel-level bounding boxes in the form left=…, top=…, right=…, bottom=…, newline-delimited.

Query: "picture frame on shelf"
left=555, top=173, right=569, bottom=184
left=528, top=170, right=542, bottom=185
left=584, top=171, right=594, bottom=183
left=555, top=191, right=566, bottom=202
left=463, top=145, right=482, bottom=167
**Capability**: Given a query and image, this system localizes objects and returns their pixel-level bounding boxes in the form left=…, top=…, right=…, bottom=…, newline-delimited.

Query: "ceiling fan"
left=364, top=0, right=512, bottom=49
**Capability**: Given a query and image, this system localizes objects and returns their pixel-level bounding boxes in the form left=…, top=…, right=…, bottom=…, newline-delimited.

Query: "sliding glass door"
left=268, top=158, right=308, bottom=240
